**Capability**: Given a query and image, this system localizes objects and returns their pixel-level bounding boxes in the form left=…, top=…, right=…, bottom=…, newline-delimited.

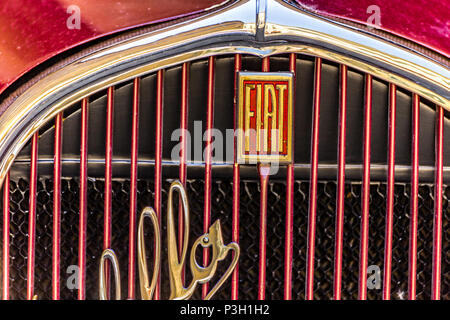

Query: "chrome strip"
left=256, top=0, right=267, bottom=40
left=12, top=157, right=450, bottom=174
left=0, top=0, right=448, bottom=187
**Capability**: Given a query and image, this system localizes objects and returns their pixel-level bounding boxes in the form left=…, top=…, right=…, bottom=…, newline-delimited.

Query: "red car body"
left=0, top=0, right=448, bottom=96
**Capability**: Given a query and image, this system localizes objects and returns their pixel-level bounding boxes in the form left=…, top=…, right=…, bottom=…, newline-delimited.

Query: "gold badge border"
left=236, top=71, right=294, bottom=164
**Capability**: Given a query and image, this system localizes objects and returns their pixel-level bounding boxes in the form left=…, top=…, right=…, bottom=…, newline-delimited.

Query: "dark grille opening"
left=1, top=178, right=448, bottom=300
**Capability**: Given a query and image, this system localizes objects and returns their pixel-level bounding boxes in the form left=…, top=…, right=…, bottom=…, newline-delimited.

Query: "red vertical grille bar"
left=408, top=93, right=420, bottom=300
left=284, top=53, right=296, bottom=300
left=52, top=112, right=63, bottom=300
left=179, top=63, right=189, bottom=281
left=305, top=57, right=321, bottom=300
left=358, top=74, right=372, bottom=300
left=258, top=57, right=270, bottom=300
left=104, top=86, right=114, bottom=298
left=78, top=98, right=89, bottom=300
left=202, top=56, right=215, bottom=299
left=432, top=105, right=444, bottom=300
left=383, top=83, right=396, bottom=300
left=333, top=64, right=347, bottom=300
left=258, top=164, right=270, bottom=300
left=231, top=53, right=241, bottom=300
left=128, top=78, right=140, bottom=299
left=2, top=172, right=10, bottom=300
left=27, top=132, right=38, bottom=300
left=154, top=69, right=164, bottom=300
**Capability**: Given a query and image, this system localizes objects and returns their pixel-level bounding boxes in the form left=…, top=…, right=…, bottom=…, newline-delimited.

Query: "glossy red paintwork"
left=294, top=0, right=450, bottom=58
left=231, top=54, right=241, bottom=301
left=409, top=94, right=420, bottom=299
left=128, top=77, right=140, bottom=300
left=0, top=0, right=448, bottom=97
left=284, top=53, right=296, bottom=301
left=154, top=69, right=164, bottom=300
left=78, top=98, right=88, bottom=300
left=305, top=57, right=321, bottom=300
left=333, top=64, right=347, bottom=300
left=202, top=56, right=215, bottom=299
left=0, top=0, right=225, bottom=95
left=359, top=74, right=372, bottom=300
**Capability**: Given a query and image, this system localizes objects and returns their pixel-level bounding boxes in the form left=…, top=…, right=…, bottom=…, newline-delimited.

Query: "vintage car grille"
left=0, top=51, right=448, bottom=300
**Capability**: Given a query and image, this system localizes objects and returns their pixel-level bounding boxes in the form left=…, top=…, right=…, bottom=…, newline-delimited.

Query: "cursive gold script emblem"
left=99, top=180, right=240, bottom=300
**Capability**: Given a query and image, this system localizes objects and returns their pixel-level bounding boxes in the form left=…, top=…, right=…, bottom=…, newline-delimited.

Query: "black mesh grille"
left=1, top=178, right=448, bottom=300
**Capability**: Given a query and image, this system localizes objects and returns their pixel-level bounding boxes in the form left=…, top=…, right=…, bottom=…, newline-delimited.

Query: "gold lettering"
left=276, top=84, right=287, bottom=153
left=99, top=181, right=240, bottom=300
left=137, top=207, right=160, bottom=300
left=256, top=84, right=262, bottom=152
left=264, top=84, right=277, bottom=152
left=244, top=84, right=255, bottom=152
left=99, top=249, right=121, bottom=300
